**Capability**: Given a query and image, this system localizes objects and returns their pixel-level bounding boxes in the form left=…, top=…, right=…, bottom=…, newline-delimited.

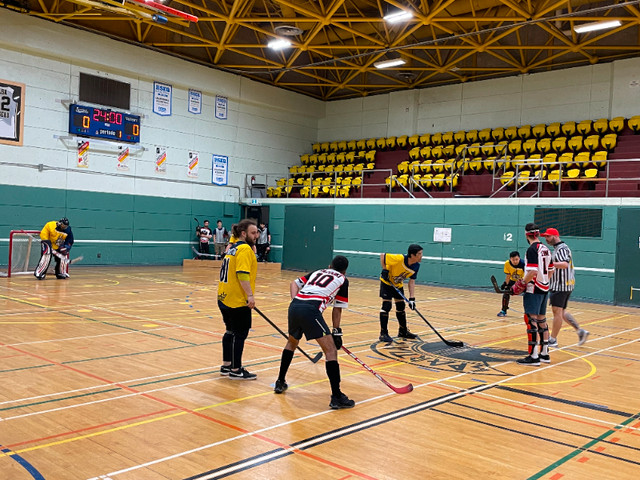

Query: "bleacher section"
left=268, top=115, right=640, bottom=199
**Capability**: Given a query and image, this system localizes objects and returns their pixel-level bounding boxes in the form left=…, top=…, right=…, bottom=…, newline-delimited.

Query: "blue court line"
left=1, top=447, right=45, bottom=480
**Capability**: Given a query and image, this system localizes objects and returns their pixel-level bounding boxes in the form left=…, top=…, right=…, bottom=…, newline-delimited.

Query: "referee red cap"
left=541, top=227, right=560, bottom=236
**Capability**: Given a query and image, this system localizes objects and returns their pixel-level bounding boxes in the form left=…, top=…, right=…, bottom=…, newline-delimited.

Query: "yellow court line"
left=505, top=349, right=597, bottom=386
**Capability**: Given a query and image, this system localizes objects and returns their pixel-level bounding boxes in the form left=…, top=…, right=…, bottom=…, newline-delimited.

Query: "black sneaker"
left=516, top=355, right=540, bottom=366
left=379, top=332, right=394, bottom=343
left=539, top=354, right=551, bottom=363
left=274, top=379, right=288, bottom=394
left=329, top=393, right=355, bottom=409
left=398, top=328, right=418, bottom=340
left=220, top=365, right=231, bottom=376
left=228, top=368, right=257, bottom=380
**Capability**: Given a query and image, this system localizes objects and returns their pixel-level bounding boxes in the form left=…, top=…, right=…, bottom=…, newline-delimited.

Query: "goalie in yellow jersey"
left=378, top=244, right=423, bottom=343
left=34, top=218, right=74, bottom=280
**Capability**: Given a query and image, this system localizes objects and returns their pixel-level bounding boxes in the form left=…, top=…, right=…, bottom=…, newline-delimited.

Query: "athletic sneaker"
left=539, top=354, right=551, bottom=364
left=379, top=332, right=394, bottom=343
left=329, top=393, right=355, bottom=409
left=497, top=310, right=507, bottom=317
left=398, top=328, right=418, bottom=340
left=274, top=379, right=288, bottom=394
left=577, top=329, right=590, bottom=346
left=548, top=337, right=558, bottom=348
left=516, top=355, right=540, bottom=366
left=220, top=365, right=231, bottom=376
left=228, top=368, right=257, bottom=380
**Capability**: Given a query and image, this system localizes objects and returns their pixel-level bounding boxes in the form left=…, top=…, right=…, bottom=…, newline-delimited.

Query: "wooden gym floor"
left=0, top=265, right=639, bottom=480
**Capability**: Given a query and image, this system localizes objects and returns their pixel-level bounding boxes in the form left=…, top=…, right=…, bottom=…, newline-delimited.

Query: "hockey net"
left=2, top=230, right=41, bottom=277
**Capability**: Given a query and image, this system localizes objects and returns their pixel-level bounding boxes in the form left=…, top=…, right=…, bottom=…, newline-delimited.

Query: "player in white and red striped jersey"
left=513, top=223, right=554, bottom=366
left=273, top=255, right=355, bottom=409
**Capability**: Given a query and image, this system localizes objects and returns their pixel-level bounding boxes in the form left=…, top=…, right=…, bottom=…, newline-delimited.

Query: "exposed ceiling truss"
left=5, top=0, right=640, bottom=100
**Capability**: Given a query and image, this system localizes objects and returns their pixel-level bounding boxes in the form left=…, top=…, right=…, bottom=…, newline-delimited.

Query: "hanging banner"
left=215, top=95, right=228, bottom=120
left=153, top=81, right=172, bottom=116
left=212, top=154, right=228, bottom=186
left=0, top=79, right=25, bottom=146
left=155, top=146, right=167, bottom=174
left=188, top=150, right=199, bottom=178
left=117, top=147, right=130, bottom=171
left=188, top=89, right=202, bottom=114
left=77, top=140, right=89, bottom=168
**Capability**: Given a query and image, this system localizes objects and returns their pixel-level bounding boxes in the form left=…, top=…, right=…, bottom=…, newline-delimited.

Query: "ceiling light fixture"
left=268, top=38, right=292, bottom=50
left=573, top=19, right=622, bottom=34
left=383, top=10, right=413, bottom=23
left=374, top=58, right=406, bottom=69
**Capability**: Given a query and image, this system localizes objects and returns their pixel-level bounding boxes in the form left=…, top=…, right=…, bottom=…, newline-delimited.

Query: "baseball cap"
left=541, top=227, right=560, bottom=236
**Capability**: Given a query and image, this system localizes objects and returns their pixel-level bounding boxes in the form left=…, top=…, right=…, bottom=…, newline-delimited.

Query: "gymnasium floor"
left=1, top=265, right=639, bottom=479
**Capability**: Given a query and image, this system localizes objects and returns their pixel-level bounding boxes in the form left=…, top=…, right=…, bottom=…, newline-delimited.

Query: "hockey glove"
left=500, top=282, right=508, bottom=291
left=408, top=297, right=416, bottom=310
left=511, top=279, right=527, bottom=295
left=332, top=327, right=343, bottom=349
left=381, top=269, right=390, bottom=282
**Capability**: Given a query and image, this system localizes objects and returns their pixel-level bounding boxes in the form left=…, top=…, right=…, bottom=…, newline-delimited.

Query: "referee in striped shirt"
left=541, top=228, right=589, bottom=347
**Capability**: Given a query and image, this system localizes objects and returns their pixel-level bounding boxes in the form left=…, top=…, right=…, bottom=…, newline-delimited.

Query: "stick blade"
left=311, top=351, right=323, bottom=364
left=391, top=383, right=413, bottom=394
left=445, top=340, right=465, bottom=348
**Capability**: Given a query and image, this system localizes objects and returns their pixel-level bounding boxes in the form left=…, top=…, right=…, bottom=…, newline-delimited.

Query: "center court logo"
left=371, top=340, right=523, bottom=376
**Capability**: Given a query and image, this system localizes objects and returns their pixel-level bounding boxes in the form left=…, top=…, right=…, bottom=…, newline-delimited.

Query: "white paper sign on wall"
left=433, top=227, right=452, bottom=243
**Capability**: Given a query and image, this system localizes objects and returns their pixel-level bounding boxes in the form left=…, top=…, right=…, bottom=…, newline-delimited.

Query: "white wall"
left=0, top=9, right=324, bottom=201
left=318, top=59, right=640, bottom=142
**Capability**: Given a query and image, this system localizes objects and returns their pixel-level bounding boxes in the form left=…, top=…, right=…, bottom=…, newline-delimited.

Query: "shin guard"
left=395, top=301, right=407, bottom=329
left=34, top=242, right=52, bottom=279
left=537, top=318, right=549, bottom=356
left=524, top=314, right=538, bottom=356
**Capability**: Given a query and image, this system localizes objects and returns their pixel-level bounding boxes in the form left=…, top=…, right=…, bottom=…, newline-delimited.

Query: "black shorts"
left=218, top=301, right=252, bottom=333
left=288, top=299, right=331, bottom=341
left=549, top=290, right=572, bottom=309
left=380, top=282, right=405, bottom=301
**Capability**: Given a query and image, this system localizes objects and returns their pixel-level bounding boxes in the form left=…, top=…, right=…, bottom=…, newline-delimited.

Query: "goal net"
left=2, top=230, right=41, bottom=277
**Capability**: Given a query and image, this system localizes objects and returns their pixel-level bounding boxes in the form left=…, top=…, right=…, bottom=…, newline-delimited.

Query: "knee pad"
left=233, top=329, right=249, bottom=341
left=380, top=301, right=392, bottom=313
left=395, top=301, right=406, bottom=312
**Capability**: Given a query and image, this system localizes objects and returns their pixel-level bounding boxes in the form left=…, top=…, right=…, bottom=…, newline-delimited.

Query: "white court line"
left=87, top=324, right=640, bottom=479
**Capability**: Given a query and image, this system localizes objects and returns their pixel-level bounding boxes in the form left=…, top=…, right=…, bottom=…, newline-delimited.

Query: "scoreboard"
left=69, top=104, right=141, bottom=143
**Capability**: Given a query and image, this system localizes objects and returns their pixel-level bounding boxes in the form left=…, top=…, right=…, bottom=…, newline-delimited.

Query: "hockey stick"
left=490, top=275, right=514, bottom=295
left=254, top=307, right=323, bottom=364
left=341, top=345, right=413, bottom=394
left=51, top=250, right=84, bottom=264
left=392, top=285, right=464, bottom=348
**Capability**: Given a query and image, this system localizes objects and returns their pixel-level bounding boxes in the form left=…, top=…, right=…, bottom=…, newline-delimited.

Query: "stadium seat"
left=320, top=142, right=330, bottom=153
left=582, top=168, right=599, bottom=180
left=609, top=117, right=625, bottom=134
left=347, top=140, right=356, bottom=151
left=629, top=116, right=640, bottom=134
left=366, top=138, right=377, bottom=150
left=507, top=140, right=522, bottom=156
left=512, top=155, right=528, bottom=171
left=455, top=158, right=469, bottom=174
left=345, top=152, right=356, bottom=163
left=561, top=121, right=576, bottom=137
left=419, top=133, right=431, bottom=146
left=443, top=145, right=456, bottom=158
left=420, top=146, right=432, bottom=159
left=397, top=135, right=408, bottom=149
left=356, top=139, right=367, bottom=150
left=316, top=164, right=326, bottom=173
left=576, top=120, right=592, bottom=136
left=454, top=130, right=467, bottom=144
left=298, top=165, right=308, bottom=175
left=326, top=153, right=336, bottom=164
left=335, top=152, right=345, bottom=164
left=321, top=176, right=332, bottom=186
left=310, top=186, right=321, bottom=198
left=419, top=174, right=433, bottom=189
left=559, top=152, right=575, bottom=169
left=500, top=171, right=515, bottom=188
left=337, top=141, right=347, bottom=152
left=386, top=136, right=397, bottom=150
left=466, top=130, right=479, bottom=143
left=306, top=164, right=316, bottom=174
left=537, top=138, right=552, bottom=155
left=431, top=145, right=444, bottom=159
left=518, top=125, right=531, bottom=140
left=483, top=156, right=498, bottom=172
left=547, top=169, right=561, bottom=187
left=533, top=167, right=547, bottom=181
left=376, top=137, right=387, bottom=150
left=491, top=127, right=505, bottom=142
left=522, top=139, right=537, bottom=155
left=397, top=161, right=409, bottom=174
left=409, top=147, right=421, bottom=161
left=338, top=185, right=351, bottom=198
left=532, top=124, right=547, bottom=139
left=551, top=137, right=567, bottom=153
left=431, top=159, right=448, bottom=174
left=601, top=134, right=617, bottom=151
left=592, top=150, right=607, bottom=168
left=343, top=163, right=354, bottom=174
left=309, top=154, right=319, bottom=165
left=311, top=143, right=321, bottom=154
left=593, top=118, right=609, bottom=135
left=329, top=142, right=339, bottom=153
left=276, top=177, right=286, bottom=187
left=517, top=170, right=531, bottom=186
left=567, top=136, right=583, bottom=153
left=468, top=157, right=483, bottom=174
left=365, top=150, right=376, bottom=163
left=542, top=153, right=558, bottom=167
left=385, top=176, right=397, bottom=188
left=351, top=176, right=362, bottom=188
left=479, top=128, right=492, bottom=142
left=446, top=174, right=460, bottom=189
left=574, top=152, right=591, bottom=168
left=318, top=153, right=328, bottom=165
left=432, top=173, right=446, bottom=189
left=266, top=187, right=276, bottom=197
left=584, top=135, right=601, bottom=152
left=408, top=135, right=420, bottom=148
left=546, top=123, right=561, bottom=137
left=301, top=154, right=310, bottom=165
left=495, top=141, right=509, bottom=157
left=419, top=159, right=433, bottom=174
left=289, top=165, right=299, bottom=175
left=312, top=176, right=323, bottom=186
left=467, top=143, right=481, bottom=157
left=504, top=126, right=518, bottom=141
left=442, top=131, right=454, bottom=145
left=455, top=144, right=468, bottom=156
left=341, top=176, right=352, bottom=187
left=324, top=164, right=334, bottom=174
left=431, top=132, right=443, bottom=145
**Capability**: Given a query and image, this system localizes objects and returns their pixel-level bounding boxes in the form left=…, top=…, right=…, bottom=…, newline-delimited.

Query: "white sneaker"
left=577, top=329, right=589, bottom=346
left=548, top=337, right=558, bottom=348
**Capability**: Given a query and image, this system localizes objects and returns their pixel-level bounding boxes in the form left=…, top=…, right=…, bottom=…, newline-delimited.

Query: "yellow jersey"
left=40, top=221, right=67, bottom=250
left=380, top=254, right=420, bottom=288
left=218, top=242, right=257, bottom=308
left=504, top=259, right=525, bottom=281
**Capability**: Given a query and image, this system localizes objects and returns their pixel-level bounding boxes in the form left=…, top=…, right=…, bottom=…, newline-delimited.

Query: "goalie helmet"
left=58, top=217, right=69, bottom=226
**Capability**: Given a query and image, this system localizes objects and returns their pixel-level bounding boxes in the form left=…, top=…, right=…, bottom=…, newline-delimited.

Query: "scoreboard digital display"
left=69, top=104, right=141, bottom=143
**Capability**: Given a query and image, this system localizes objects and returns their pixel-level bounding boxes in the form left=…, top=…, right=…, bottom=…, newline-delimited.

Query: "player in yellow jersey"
left=217, top=219, right=260, bottom=380
left=378, top=244, right=423, bottom=342
left=34, top=218, right=74, bottom=280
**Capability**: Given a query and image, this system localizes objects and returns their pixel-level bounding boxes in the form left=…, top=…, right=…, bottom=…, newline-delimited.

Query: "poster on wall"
left=77, top=140, right=89, bottom=168
left=188, top=150, right=199, bottom=178
left=212, top=154, right=228, bottom=186
left=0, top=79, right=25, bottom=146
left=155, top=146, right=167, bottom=174
left=188, top=89, right=202, bottom=114
left=153, top=81, right=172, bottom=116
left=215, top=95, right=227, bottom=120
left=117, top=147, right=130, bottom=171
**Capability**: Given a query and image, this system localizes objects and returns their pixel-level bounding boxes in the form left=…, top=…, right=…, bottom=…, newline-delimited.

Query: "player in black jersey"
left=273, top=255, right=355, bottom=409
left=196, top=220, right=212, bottom=255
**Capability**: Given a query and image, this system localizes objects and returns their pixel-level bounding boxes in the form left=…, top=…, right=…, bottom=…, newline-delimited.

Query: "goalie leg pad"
left=34, top=242, right=52, bottom=280
left=524, top=314, right=538, bottom=355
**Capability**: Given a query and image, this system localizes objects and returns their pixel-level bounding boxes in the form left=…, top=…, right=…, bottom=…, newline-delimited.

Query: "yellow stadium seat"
left=446, top=174, right=460, bottom=189
left=431, top=132, right=443, bottom=145
left=537, top=138, right=552, bottom=155
left=346, top=140, right=356, bottom=151
left=518, top=125, right=532, bottom=140
left=492, top=127, right=505, bottom=142
left=532, top=124, right=547, bottom=139
left=565, top=168, right=581, bottom=179
left=442, top=131, right=454, bottom=145
left=512, top=154, right=528, bottom=170
left=593, top=118, right=609, bottom=135
left=408, top=135, right=420, bottom=147
left=320, top=142, right=330, bottom=153
left=574, top=152, right=591, bottom=168
left=365, top=150, right=376, bottom=162
left=333, top=164, right=343, bottom=173
left=420, top=146, right=432, bottom=159
left=559, top=152, right=575, bottom=169
left=267, top=187, right=276, bottom=197
left=419, top=159, right=433, bottom=174
left=629, top=116, right=640, bottom=134
left=592, top=151, right=607, bottom=168
left=341, top=176, right=352, bottom=187
left=386, top=136, right=397, bottom=150
left=467, top=143, right=481, bottom=157
left=517, top=170, right=531, bottom=186
left=561, top=121, right=576, bottom=137
left=455, top=158, right=469, bottom=174
left=500, top=171, right=515, bottom=187
left=300, top=186, right=310, bottom=198
left=522, top=139, right=537, bottom=155
left=551, top=137, right=567, bottom=153
left=312, top=143, right=321, bottom=154
left=507, top=140, right=522, bottom=156
left=454, top=130, right=467, bottom=144
left=351, top=177, right=362, bottom=188
left=419, top=133, right=431, bottom=146
left=431, top=159, right=447, bottom=174
left=443, top=145, right=456, bottom=158
left=466, top=130, right=479, bottom=143
left=609, top=117, right=625, bottom=134
left=534, top=167, right=547, bottom=181
left=335, top=152, right=345, bottom=164
left=456, top=144, right=469, bottom=156
left=343, top=163, right=354, bottom=174
left=366, top=162, right=375, bottom=170
left=376, top=137, right=386, bottom=150
left=576, top=120, right=592, bottom=135
left=289, top=165, right=299, bottom=175
left=432, top=173, right=446, bottom=189
left=582, top=168, right=599, bottom=179
left=366, top=138, right=377, bottom=150
left=326, top=153, right=336, bottom=164
left=601, top=134, right=617, bottom=151
left=301, top=154, right=310, bottom=165
left=310, top=186, right=321, bottom=198
left=397, top=174, right=409, bottom=188
left=409, top=160, right=422, bottom=175
left=546, top=123, right=561, bottom=137
left=397, top=161, right=409, bottom=174
left=584, top=135, right=600, bottom=152
left=321, top=176, right=332, bottom=186
left=419, top=174, right=434, bottom=188
left=317, top=164, right=326, bottom=173
left=354, top=151, right=365, bottom=162
left=468, top=157, right=483, bottom=174
left=306, top=165, right=316, bottom=174
left=397, top=135, right=408, bottom=149
left=345, top=152, right=355, bottom=163
left=483, top=156, right=498, bottom=172
left=353, top=163, right=364, bottom=174
left=385, top=176, right=397, bottom=188
left=431, top=145, right=444, bottom=159
left=276, top=177, right=286, bottom=187
left=495, top=141, right=509, bottom=157
left=478, top=128, right=492, bottom=143
left=298, top=165, right=308, bottom=175
left=409, top=147, right=421, bottom=160
left=356, top=139, right=367, bottom=150
left=313, top=177, right=323, bottom=186
left=318, top=153, right=328, bottom=165
left=567, top=136, right=583, bottom=153
left=309, top=154, right=319, bottom=165
left=329, top=141, right=339, bottom=152
left=504, top=126, right=518, bottom=141
left=526, top=154, right=543, bottom=170
left=339, top=185, right=351, bottom=198
left=547, top=169, right=561, bottom=187
left=324, top=164, right=334, bottom=174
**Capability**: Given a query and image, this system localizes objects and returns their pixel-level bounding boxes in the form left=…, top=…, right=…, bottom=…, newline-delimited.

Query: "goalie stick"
left=490, top=275, right=516, bottom=295
left=341, top=345, right=413, bottom=394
